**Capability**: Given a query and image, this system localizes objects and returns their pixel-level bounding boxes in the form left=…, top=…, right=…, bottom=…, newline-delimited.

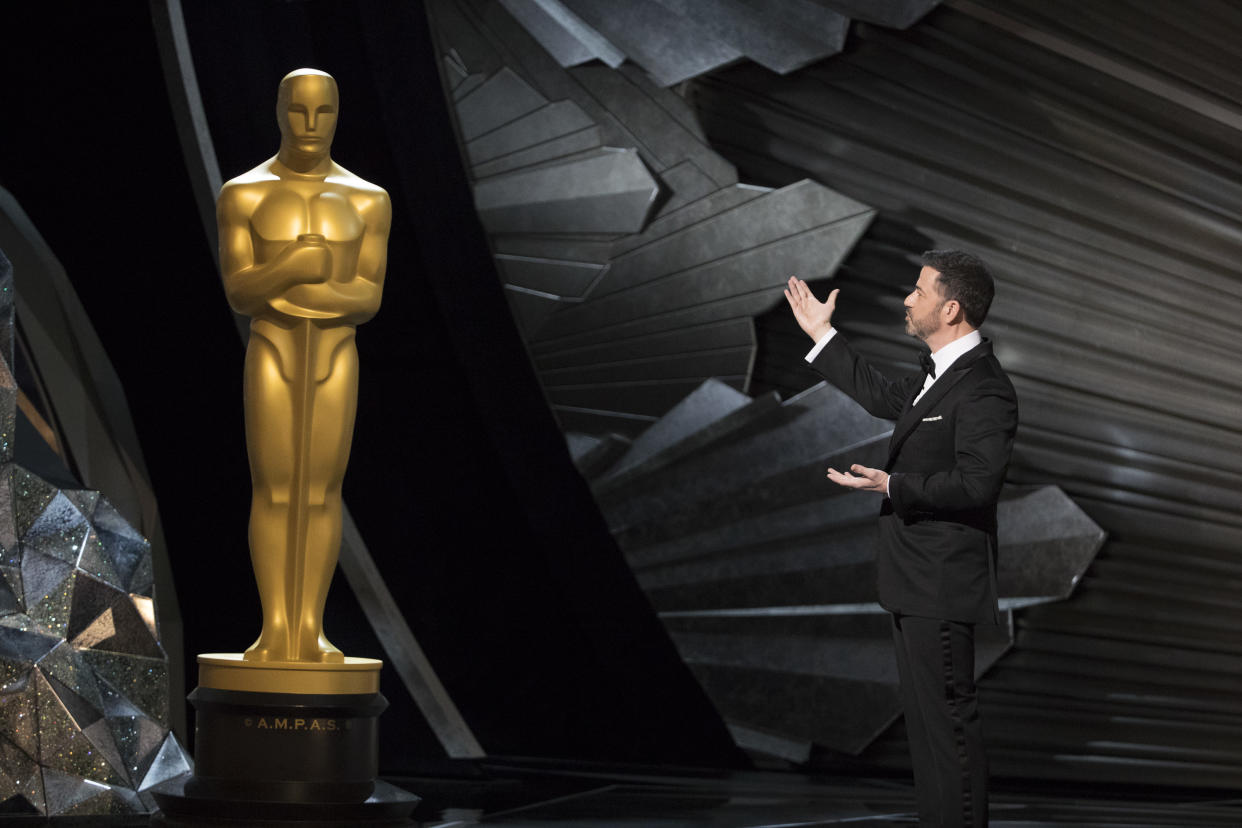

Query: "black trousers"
left=891, top=614, right=989, bottom=827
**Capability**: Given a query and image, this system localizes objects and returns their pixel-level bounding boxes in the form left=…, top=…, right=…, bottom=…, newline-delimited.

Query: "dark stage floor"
left=9, top=763, right=1242, bottom=825
left=396, top=761, right=1242, bottom=828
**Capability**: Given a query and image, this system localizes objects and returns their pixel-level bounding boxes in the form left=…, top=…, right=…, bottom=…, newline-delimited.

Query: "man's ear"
left=942, top=299, right=963, bottom=324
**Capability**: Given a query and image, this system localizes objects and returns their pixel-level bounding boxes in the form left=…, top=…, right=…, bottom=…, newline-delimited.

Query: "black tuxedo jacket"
left=811, top=334, right=1018, bottom=624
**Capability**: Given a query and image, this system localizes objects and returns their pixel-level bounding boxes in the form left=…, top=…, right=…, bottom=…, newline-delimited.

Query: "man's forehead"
left=916, top=266, right=941, bottom=292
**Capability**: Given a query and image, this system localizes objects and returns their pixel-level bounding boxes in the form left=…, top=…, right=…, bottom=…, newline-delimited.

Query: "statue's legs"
left=243, top=319, right=357, bottom=662
left=244, top=330, right=293, bottom=661
left=299, top=326, right=358, bottom=661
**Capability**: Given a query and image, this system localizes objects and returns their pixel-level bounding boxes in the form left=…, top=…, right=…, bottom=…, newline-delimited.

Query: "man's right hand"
left=784, top=277, right=837, bottom=343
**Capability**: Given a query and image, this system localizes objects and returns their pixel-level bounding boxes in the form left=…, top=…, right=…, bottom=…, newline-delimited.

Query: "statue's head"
left=276, top=68, right=339, bottom=156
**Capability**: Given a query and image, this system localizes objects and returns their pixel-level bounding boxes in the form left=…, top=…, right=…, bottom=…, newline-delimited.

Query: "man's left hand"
left=827, top=464, right=889, bottom=494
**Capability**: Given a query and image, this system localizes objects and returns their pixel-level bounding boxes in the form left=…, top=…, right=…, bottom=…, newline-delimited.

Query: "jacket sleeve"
left=808, top=334, right=920, bottom=421
left=888, top=376, right=1018, bottom=516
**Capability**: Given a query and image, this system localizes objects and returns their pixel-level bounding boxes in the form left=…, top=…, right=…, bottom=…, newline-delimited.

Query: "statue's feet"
left=286, top=631, right=344, bottom=663
left=243, top=630, right=344, bottom=663
left=311, top=633, right=345, bottom=663
left=243, top=625, right=289, bottom=661
left=243, top=639, right=280, bottom=662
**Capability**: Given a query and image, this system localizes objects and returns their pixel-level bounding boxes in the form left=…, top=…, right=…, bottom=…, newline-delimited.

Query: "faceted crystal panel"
left=0, top=734, right=45, bottom=815
left=0, top=237, right=181, bottom=816
left=137, top=732, right=192, bottom=792
left=0, top=461, right=183, bottom=814
left=34, top=669, right=126, bottom=785
left=25, top=492, right=90, bottom=565
left=0, top=671, right=38, bottom=759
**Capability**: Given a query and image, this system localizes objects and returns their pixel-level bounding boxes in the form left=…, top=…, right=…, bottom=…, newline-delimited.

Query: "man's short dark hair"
left=921, top=249, right=994, bottom=328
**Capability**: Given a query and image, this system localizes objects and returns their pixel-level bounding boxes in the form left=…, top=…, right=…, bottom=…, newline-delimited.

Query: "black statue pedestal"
left=151, top=656, right=418, bottom=826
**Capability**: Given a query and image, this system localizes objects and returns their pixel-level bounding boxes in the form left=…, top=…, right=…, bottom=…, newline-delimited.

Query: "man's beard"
left=905, top=303, right=942, bottom=341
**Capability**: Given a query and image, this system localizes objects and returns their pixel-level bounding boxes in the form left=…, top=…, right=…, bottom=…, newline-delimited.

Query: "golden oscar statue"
left=155, top=70, right=416, bottom=821
left=218, top=66, right=390, bottom=668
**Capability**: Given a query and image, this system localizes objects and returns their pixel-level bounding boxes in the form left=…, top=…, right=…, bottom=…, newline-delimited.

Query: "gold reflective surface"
left=217, top=68, right=392, bottom=667
left=198, top=654, right=381, bottom=695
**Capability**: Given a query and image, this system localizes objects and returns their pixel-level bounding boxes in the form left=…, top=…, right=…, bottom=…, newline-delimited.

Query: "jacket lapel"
left=885, top=340, right=993, bottom=468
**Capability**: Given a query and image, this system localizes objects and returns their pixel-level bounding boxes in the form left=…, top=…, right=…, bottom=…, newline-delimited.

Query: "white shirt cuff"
left=803, top=328, right=837, bottom=363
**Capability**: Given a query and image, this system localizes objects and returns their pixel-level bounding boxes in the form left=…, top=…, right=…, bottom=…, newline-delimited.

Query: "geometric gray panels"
left=549, top=0, right=744, bottom=87
left=474, top=148, right=659, bottom=234
left=496, top=0, right=626, bottom=70
left=497, top=0, right=940, bottom=86
left=429, top=0, right=876, bottom=436
left=527, top=180, right=873, bottom=433
left=575, top=379, right=1103, bottom=758
left=996, top=485, right=1105, bottom=609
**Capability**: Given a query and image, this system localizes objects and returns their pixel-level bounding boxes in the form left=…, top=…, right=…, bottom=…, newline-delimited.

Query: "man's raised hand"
left=784, top=277, right=838, bottom=343
left=826, top=464, right=889, bottom=494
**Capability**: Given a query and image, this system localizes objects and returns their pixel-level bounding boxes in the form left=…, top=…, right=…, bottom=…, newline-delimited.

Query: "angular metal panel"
left=474, top=148, right=660, bottom=234
left=497, top=0, right=625, bottom=68
left=466, top=99, right=595, bottom=165
left=429, top=0, right=874, bottom=437
left=653, top=0, right=849, bottom=75
left=455, top=66, right=549, bottom=140
left=561, top=0, right=742, bottom=87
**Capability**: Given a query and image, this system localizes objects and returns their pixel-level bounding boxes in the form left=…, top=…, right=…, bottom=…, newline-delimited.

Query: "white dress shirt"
left=910, top=329, right=982, bottom=405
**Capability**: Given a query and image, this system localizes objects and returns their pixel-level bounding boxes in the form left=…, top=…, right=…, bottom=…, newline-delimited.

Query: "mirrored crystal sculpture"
left=0, top=247, right=189, bottom=816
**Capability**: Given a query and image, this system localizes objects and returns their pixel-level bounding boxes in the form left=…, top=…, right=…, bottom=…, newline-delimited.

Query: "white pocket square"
left=922, top=415, right=943, bottom=422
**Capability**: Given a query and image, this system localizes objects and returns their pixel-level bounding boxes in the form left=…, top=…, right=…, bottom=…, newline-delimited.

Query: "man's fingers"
left=850, top=464, right=881, bottom=481
left=787, top=279, right=840, bottom=311
left=827, top=464, right=886, bottom=493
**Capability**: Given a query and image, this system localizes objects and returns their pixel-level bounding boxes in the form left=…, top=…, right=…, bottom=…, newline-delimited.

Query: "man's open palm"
left=784, top=277, right=838, bottom=343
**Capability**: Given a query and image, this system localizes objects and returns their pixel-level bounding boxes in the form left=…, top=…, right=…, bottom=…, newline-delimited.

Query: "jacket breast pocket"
left=907, top=417, right=950, bottom=444
left=896, top=416, right=954, bottom=469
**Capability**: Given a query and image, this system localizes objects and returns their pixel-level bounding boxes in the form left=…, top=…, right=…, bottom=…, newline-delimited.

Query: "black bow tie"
left=919, top=352, right=936, bottom=378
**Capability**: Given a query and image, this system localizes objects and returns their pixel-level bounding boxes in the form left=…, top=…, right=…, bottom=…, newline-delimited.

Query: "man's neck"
left=925, top=324, right=978, bottom=355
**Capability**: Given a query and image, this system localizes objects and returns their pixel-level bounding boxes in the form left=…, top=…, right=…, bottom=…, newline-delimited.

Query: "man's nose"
left=305, top=110, right=319, bottom=131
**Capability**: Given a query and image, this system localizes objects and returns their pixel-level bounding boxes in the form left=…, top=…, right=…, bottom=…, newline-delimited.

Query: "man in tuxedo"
left=785, top=250, right=1017, bottom=827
